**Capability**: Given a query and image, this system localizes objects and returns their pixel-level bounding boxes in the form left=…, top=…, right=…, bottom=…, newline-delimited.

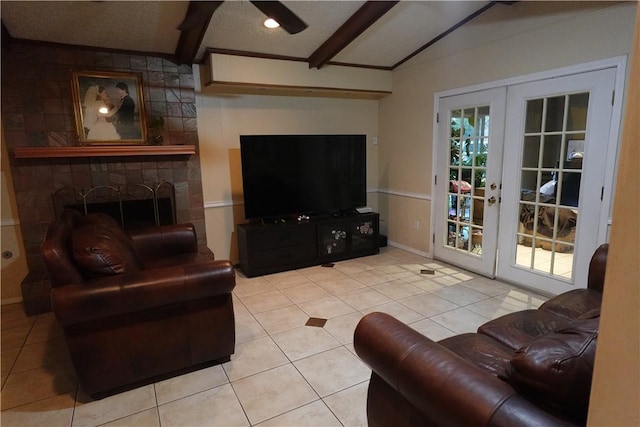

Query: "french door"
left=433, top=88, right=506, bottom=277
left=434, top=67, right=617, bottom=294
left=498, top=68, right=616, bottom=294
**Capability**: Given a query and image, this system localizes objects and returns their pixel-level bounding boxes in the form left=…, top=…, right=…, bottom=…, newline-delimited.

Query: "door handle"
left=488, top=196, right=497, bottom=206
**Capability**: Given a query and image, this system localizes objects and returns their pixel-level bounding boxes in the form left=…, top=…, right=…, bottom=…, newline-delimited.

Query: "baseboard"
left=387, top=240, right=431, bottom=258
left=1, top=297, right=24, bottom=306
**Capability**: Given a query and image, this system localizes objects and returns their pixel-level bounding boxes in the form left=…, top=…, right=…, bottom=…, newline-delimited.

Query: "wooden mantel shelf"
left=13, top=145, right=196, bottom=159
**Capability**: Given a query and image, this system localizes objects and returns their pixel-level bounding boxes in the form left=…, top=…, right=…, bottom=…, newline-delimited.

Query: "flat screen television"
left=240, top=134, right=367, bottom=220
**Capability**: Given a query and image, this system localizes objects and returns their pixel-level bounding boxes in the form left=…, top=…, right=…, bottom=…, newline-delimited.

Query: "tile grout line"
left=2, top=247, right=550, bottom=426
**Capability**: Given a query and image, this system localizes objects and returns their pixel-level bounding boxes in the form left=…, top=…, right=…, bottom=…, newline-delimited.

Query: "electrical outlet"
left=413, top=220, right=420, bottom=230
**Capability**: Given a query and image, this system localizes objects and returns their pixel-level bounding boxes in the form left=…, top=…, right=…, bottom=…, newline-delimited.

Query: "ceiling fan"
left=179, top=1, right=308, bottom=35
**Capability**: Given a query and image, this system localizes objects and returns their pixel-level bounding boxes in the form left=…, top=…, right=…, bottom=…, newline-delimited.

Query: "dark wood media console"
left=237, top=212, right=380, bottom=277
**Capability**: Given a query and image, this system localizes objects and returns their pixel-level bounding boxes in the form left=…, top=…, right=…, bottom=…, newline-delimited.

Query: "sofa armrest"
left=587, top=243, right=608, bottom=292
left=128, top=224, right=199, bottom=262
left=354, top=312, right=577, bottom=427
left=52, top=260, right=235, bottom=327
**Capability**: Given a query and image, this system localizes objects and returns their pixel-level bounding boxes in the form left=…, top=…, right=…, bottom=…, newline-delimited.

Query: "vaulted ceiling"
left=1, top=1, right=510, bottom=69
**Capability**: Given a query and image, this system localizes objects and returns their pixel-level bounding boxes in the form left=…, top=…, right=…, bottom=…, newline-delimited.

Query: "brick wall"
left=1, top=41, right=206, bottom=307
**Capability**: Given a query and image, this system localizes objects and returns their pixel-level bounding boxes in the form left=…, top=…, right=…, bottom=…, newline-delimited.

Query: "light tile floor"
left=515, top=244, right=575, bottom=279
left=1, top=247, right=548, bottom=426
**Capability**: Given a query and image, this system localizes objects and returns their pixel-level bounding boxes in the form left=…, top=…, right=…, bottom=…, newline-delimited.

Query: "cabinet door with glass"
left=351, top=218, right=378, bottom=254
left=319, top=223, right=349, bottom=259
left=318, top=213, right=379, bottom=261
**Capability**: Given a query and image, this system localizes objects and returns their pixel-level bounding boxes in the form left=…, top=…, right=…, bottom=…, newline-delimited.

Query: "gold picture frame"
left=71, top=70, right=147, bottom=145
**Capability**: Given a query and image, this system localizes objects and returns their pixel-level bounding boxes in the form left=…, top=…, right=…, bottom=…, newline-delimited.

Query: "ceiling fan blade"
left=250, top=1, right=307, bottom=34
left=178, top=1, right=223, bottom=31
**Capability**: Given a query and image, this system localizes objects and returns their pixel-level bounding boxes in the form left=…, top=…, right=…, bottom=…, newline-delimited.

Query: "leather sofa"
left=354, top=244, right=608, bottom=427
left=42, top=209, right=236, bottom=398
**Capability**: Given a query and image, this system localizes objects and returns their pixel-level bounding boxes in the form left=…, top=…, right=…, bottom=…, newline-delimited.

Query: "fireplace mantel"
left=13, top=145, right=196, bottom=159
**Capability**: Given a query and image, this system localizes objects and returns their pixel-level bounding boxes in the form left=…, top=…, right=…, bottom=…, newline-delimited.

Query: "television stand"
left=237, top=212, right=379, bottom=277
left=331, top=209, right=360, bottom=217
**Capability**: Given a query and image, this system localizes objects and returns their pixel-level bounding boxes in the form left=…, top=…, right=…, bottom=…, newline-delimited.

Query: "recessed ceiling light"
left=264, top=18, right=280, bottom=29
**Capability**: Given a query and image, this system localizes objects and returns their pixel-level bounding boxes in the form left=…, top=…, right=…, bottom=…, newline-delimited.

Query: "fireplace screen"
left=52, top=182, right=175, bottom=229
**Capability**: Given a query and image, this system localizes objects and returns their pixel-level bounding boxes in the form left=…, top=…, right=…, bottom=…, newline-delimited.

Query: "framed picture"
left=71, top=70, right=147, bottom=145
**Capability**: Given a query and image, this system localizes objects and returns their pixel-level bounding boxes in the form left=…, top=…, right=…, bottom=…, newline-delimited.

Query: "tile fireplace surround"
left=1, top=42, right=207, bottom=314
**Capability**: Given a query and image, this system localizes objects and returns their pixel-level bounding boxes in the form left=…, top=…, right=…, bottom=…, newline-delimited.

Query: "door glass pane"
left=446, top=105, right=490, bottom=256
left=477, top=107, right=490, bottom=136
left=477, top=138, right=489, bottom=166
left=450, top=137, right=460, bottom=165
left=516, top=92, right=589, bottom=280
left=544, top=96, right=566, bottom=132
left=451, top=109, right=462, bottom=136
left=525, top=98, right=543, bottom=133
left=522, top=136, right=541, bottom=168
left=520, top=170, right=539, bottom=195
left=542, top=135, right=562, bottom=168
left=567, top=93, right=589, bottom=131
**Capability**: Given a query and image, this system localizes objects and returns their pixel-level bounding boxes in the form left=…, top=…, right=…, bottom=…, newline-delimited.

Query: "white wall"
left=1, top=129, right=29, bottom=304
left=378, top=1, right=637, bottom=254
left=193, top=2, right=637, bottom=260
left=194, top=72, right=380, bottom=261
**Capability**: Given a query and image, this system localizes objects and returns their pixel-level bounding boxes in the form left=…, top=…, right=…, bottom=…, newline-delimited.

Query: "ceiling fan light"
left=264, top=18, right=280, bottom=29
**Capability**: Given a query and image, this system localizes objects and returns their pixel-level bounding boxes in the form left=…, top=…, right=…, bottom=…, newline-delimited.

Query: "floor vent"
left=305, top=317, right=327, bottom=328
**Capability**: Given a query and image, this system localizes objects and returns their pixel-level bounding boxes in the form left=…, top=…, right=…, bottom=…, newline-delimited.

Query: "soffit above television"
left=200, top=53, right=392, bottom=100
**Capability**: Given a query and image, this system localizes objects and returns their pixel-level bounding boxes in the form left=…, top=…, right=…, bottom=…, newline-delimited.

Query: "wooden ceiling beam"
left=307, top=1, right=399, bottom=69
left=175, top=1, right=223, bottom=65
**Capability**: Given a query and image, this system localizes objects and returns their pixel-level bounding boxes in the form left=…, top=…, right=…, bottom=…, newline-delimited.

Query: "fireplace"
left=20, top=181, right=180, bottom=315
left=52, top=182, right=176, bottom=229
left=2, top=41, right=207, bottom=314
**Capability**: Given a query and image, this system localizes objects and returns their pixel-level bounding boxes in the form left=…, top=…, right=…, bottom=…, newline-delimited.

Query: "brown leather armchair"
left=42, top=209, right=236, bottom=398
left=354, top=244, right=608, bottom=427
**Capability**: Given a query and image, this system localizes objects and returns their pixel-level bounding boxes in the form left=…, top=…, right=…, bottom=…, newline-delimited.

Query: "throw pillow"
left=72, top=223, right=142, bottom=277
left=502, top=316, right=599, bottom=414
